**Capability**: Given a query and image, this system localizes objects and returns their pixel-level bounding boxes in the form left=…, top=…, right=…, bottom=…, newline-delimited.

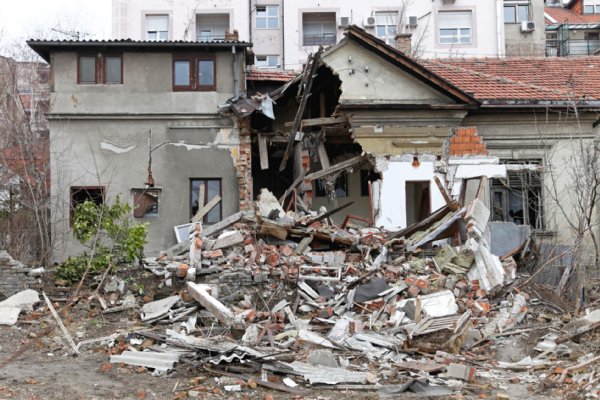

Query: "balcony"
left=546, top=38, right=600, bottom=57
left=302, top=33, right=336, bottom=46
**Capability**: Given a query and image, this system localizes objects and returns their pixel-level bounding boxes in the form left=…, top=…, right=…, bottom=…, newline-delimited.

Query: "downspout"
left=232, top=45, right=240, bottom=98
left=496, top=0, right=506, bottom=57
left=248, top=0, right=253, bottom=44
left=282, top=0, right=285, bottom=69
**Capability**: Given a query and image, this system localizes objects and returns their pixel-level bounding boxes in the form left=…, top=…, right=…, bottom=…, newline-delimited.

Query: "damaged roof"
left=423, top=57, right=600, bottom=105
left=247, top=69, right=298, bottom=82
left=27, top=39, right=252, bottom=62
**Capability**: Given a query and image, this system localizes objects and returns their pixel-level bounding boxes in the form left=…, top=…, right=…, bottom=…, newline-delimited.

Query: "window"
left=504, top=1, right=530, bottom=23
left=173, top=55, right=216, bottom=91
left=315, top=173, right=349, bottom=198
left=255, top=55, right=280, bottom=69
left=191, top=179, right=221, bottom=224
left=438, top=11, right=472, bottom=45
left=196, top=14, right=229, bottom=41
left=132, top=188, right=160, bottom=218
left=78, top=55, right=122, bottom=84
left=70, top=186, right=105, bottom=225
left=302, top=12, right=336, bottom=46
left=584, top=0, right=600, bottom=14
left=375, top=11, right=398, bottom=46
left=146, top=15, right=168, bottom=40
left=490, top=160, right=543, bottom=230
left=585, top=31, right=600, bottom=41
left=256, top=6, right=279, bottom=29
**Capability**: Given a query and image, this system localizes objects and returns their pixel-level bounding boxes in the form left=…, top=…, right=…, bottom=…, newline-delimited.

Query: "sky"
left=0, top=0, right=112, bottom=54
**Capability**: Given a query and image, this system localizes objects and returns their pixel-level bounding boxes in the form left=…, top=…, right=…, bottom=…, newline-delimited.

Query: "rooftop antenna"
left=50, top=28, right=91, bottom=40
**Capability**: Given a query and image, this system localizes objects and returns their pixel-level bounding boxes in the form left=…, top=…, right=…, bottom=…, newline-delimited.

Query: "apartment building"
left=112, top=0, right=546, bottom=70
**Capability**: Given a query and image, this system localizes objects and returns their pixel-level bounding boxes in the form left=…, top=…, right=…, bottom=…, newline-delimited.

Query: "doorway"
left=406, top=181, right=431, bottom=226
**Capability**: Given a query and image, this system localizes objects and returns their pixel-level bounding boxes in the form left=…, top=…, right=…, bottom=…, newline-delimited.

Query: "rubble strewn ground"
left=1, top=190, right=599, bottom=399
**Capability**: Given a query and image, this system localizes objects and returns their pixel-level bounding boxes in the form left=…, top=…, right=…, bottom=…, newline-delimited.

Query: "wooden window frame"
left=189, top=178, right=222, bottom=224
left=172, top=54, right=216, bottom=92
left=77, top=54, right=123, bottom=85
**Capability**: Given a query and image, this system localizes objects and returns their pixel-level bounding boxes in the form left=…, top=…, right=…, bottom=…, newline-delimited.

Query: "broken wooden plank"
left=43, top=291, right=80, bottom=355
left=305, top=201, right=355, bottom=226
left=279, top=170, right=306, bottom=204
left=284, top=116, right=346, bottom=128
left=259, top=219, right=289, bottom=240
left=294, top=236, right=313, bottom=255
left=192, top=195, right=221, bottom=223
left=433, top=176, right=459, bottom=211
left=258, top=134, right=269, bottom=170
left=212, top=230, right=245, bottom=250
left=305, top=155, right=367, bottom=182
left=317, top=141, right=330, bottom=169
left=203, top=211, right=246, bottom=237
left=279, top=50, right=321, bottom=172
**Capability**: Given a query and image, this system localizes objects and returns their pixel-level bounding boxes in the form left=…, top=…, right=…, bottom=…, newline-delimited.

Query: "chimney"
left=225, top=30, right=239, bottom=41
left=394, top=33, right=412, bottom=56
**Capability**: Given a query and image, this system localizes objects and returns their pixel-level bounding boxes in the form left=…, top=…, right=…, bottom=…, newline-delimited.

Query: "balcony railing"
left=303, top=33, right=336, bottom=46
left=546, top=38, right=600, bottom=57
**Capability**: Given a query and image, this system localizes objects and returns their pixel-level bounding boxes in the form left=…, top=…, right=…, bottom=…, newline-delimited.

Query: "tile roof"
left=422, top=57, right=600, bottom=103
left=246, top=69, right=298, bottom=82
left=545, top=6, right=600, bottom=25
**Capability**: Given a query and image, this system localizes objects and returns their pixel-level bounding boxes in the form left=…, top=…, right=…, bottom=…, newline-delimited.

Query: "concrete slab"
left=489, top=222, right=531, bottom=257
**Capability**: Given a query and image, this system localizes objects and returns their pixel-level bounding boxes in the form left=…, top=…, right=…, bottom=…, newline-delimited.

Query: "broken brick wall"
left=237, top=118, right=253, bottom=211
left=0, top=251, right=40, bottom=299
left=449, top=127, right=489, bottom=157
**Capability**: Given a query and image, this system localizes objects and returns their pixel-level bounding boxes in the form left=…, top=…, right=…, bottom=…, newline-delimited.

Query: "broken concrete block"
left=446, top=363, right=476, bottom=382
left=257, top=188, right=285, bottom=220
left=308, top=349, right=339, bottom=368
left=213, top=230, right=245, bottom=250
left=0, top=306, right=21, bottom=326
left=0, top=289, right=40, bottom=311
left=187, top=282, right=234, bottom=327
left=419, top=290, right=459, bottom=318
left=140, top=295, right=180, bottom=321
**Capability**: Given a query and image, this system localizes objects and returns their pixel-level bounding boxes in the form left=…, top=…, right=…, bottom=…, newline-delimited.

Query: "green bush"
left=54, top=196, right=148, bottom=284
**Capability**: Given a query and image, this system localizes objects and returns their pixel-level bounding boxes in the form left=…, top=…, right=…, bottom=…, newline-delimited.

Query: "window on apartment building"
left=584, top=0, right=600, bottom=14
left=504, top=1, right=530, bottom=23
left=190, top=178, right=221, bottom=223
left=70, top=186, right=105, bottom=225
left=256, top=5, right=279, bottom=29
left=173, top=55, right=216, bottom=91
left=490, top=160, right=543, bottom=230
left=255, top=55, right=280, bottom=69
left=375, top=11, right=398, bottom=46
left=438, top=11, right=472, bottom=45
left=302, top=12, right=336, bottom=46
left=196, top=14, right=229, bottom=41
left=146, top=15, right=169, bottom=40
left=78, top=55, right=122, bottom=84
left=315, top=173, right=349, bottom=198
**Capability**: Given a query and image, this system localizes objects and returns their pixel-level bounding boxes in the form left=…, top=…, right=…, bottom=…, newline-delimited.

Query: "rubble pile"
left=7, top=188, right=600, bottom=398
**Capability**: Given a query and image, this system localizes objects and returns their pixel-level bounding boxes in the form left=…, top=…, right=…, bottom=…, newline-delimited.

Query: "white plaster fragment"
left=100, top=141, right=136, bottom=154
left=455, top=165, right=507, bottom=179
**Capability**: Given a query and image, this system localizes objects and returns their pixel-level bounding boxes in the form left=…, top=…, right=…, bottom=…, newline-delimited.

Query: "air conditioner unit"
left=521, top=20, right=536, bottom=32
left=363, top=16, right=376, bottom=27
left=441, top=0, right=456, bottom=3
left=338, top=16, right=350, bottom=28
left=407, top=16, right=418, bottom=28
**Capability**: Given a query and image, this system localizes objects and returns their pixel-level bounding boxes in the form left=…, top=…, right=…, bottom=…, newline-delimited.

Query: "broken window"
left=132, top=188, right=160, bottom=218
left=491, top=160, right=543, bottom=230
left=190, top=178, right=221, bottom=224
left=360, top=169, right=380, bottom=197
left=315, top=173, right=349, bottom=198
left=70, top=186, right=105, bottom=225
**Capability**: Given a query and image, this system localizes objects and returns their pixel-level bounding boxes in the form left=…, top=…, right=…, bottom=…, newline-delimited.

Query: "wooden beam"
left=283, top=116, right=346, bottom=128
left=279, top=50, right=321, bottom=172
left=433, top=176, right=459, bottom=211
left=258, top=134, right=269, bottom=170
left=191, top=195, right=221, bottom=223
left=305, top=201, right=354, bottom=226
left=203, top=211, right=246, bottom=237
left=304, top=154, right=367, bottom=182
left=279, top=170, right=306, bottom=204
left=317, top=142, right=330, bottom=169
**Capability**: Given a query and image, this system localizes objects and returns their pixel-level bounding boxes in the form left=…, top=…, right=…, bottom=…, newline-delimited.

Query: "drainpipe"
left=282, top=0, right=285, bottom=69
left=496, top=0, right=506, bottom=57
left=232, top=45, right=240, bottom=98
left=248, top=0, right=253, bottom=44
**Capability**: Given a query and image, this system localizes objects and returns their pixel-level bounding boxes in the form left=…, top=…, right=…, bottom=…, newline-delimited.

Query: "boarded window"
left=132, top=188, right=160, bottom=218
left=190, top=178, right=221, bottom=224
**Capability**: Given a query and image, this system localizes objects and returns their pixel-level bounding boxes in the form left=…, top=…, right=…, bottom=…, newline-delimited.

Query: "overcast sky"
left=0, top=0, right=111, bottom=52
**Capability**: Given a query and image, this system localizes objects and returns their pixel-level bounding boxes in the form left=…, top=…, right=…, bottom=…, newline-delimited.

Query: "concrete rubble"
left=12, top=187, right=600, bottom=398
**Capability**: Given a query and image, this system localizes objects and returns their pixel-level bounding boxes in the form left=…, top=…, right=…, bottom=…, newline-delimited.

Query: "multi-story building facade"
left=112, top=0, right=546, bottom=70
left=545, top=0, right=600, bottom=56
